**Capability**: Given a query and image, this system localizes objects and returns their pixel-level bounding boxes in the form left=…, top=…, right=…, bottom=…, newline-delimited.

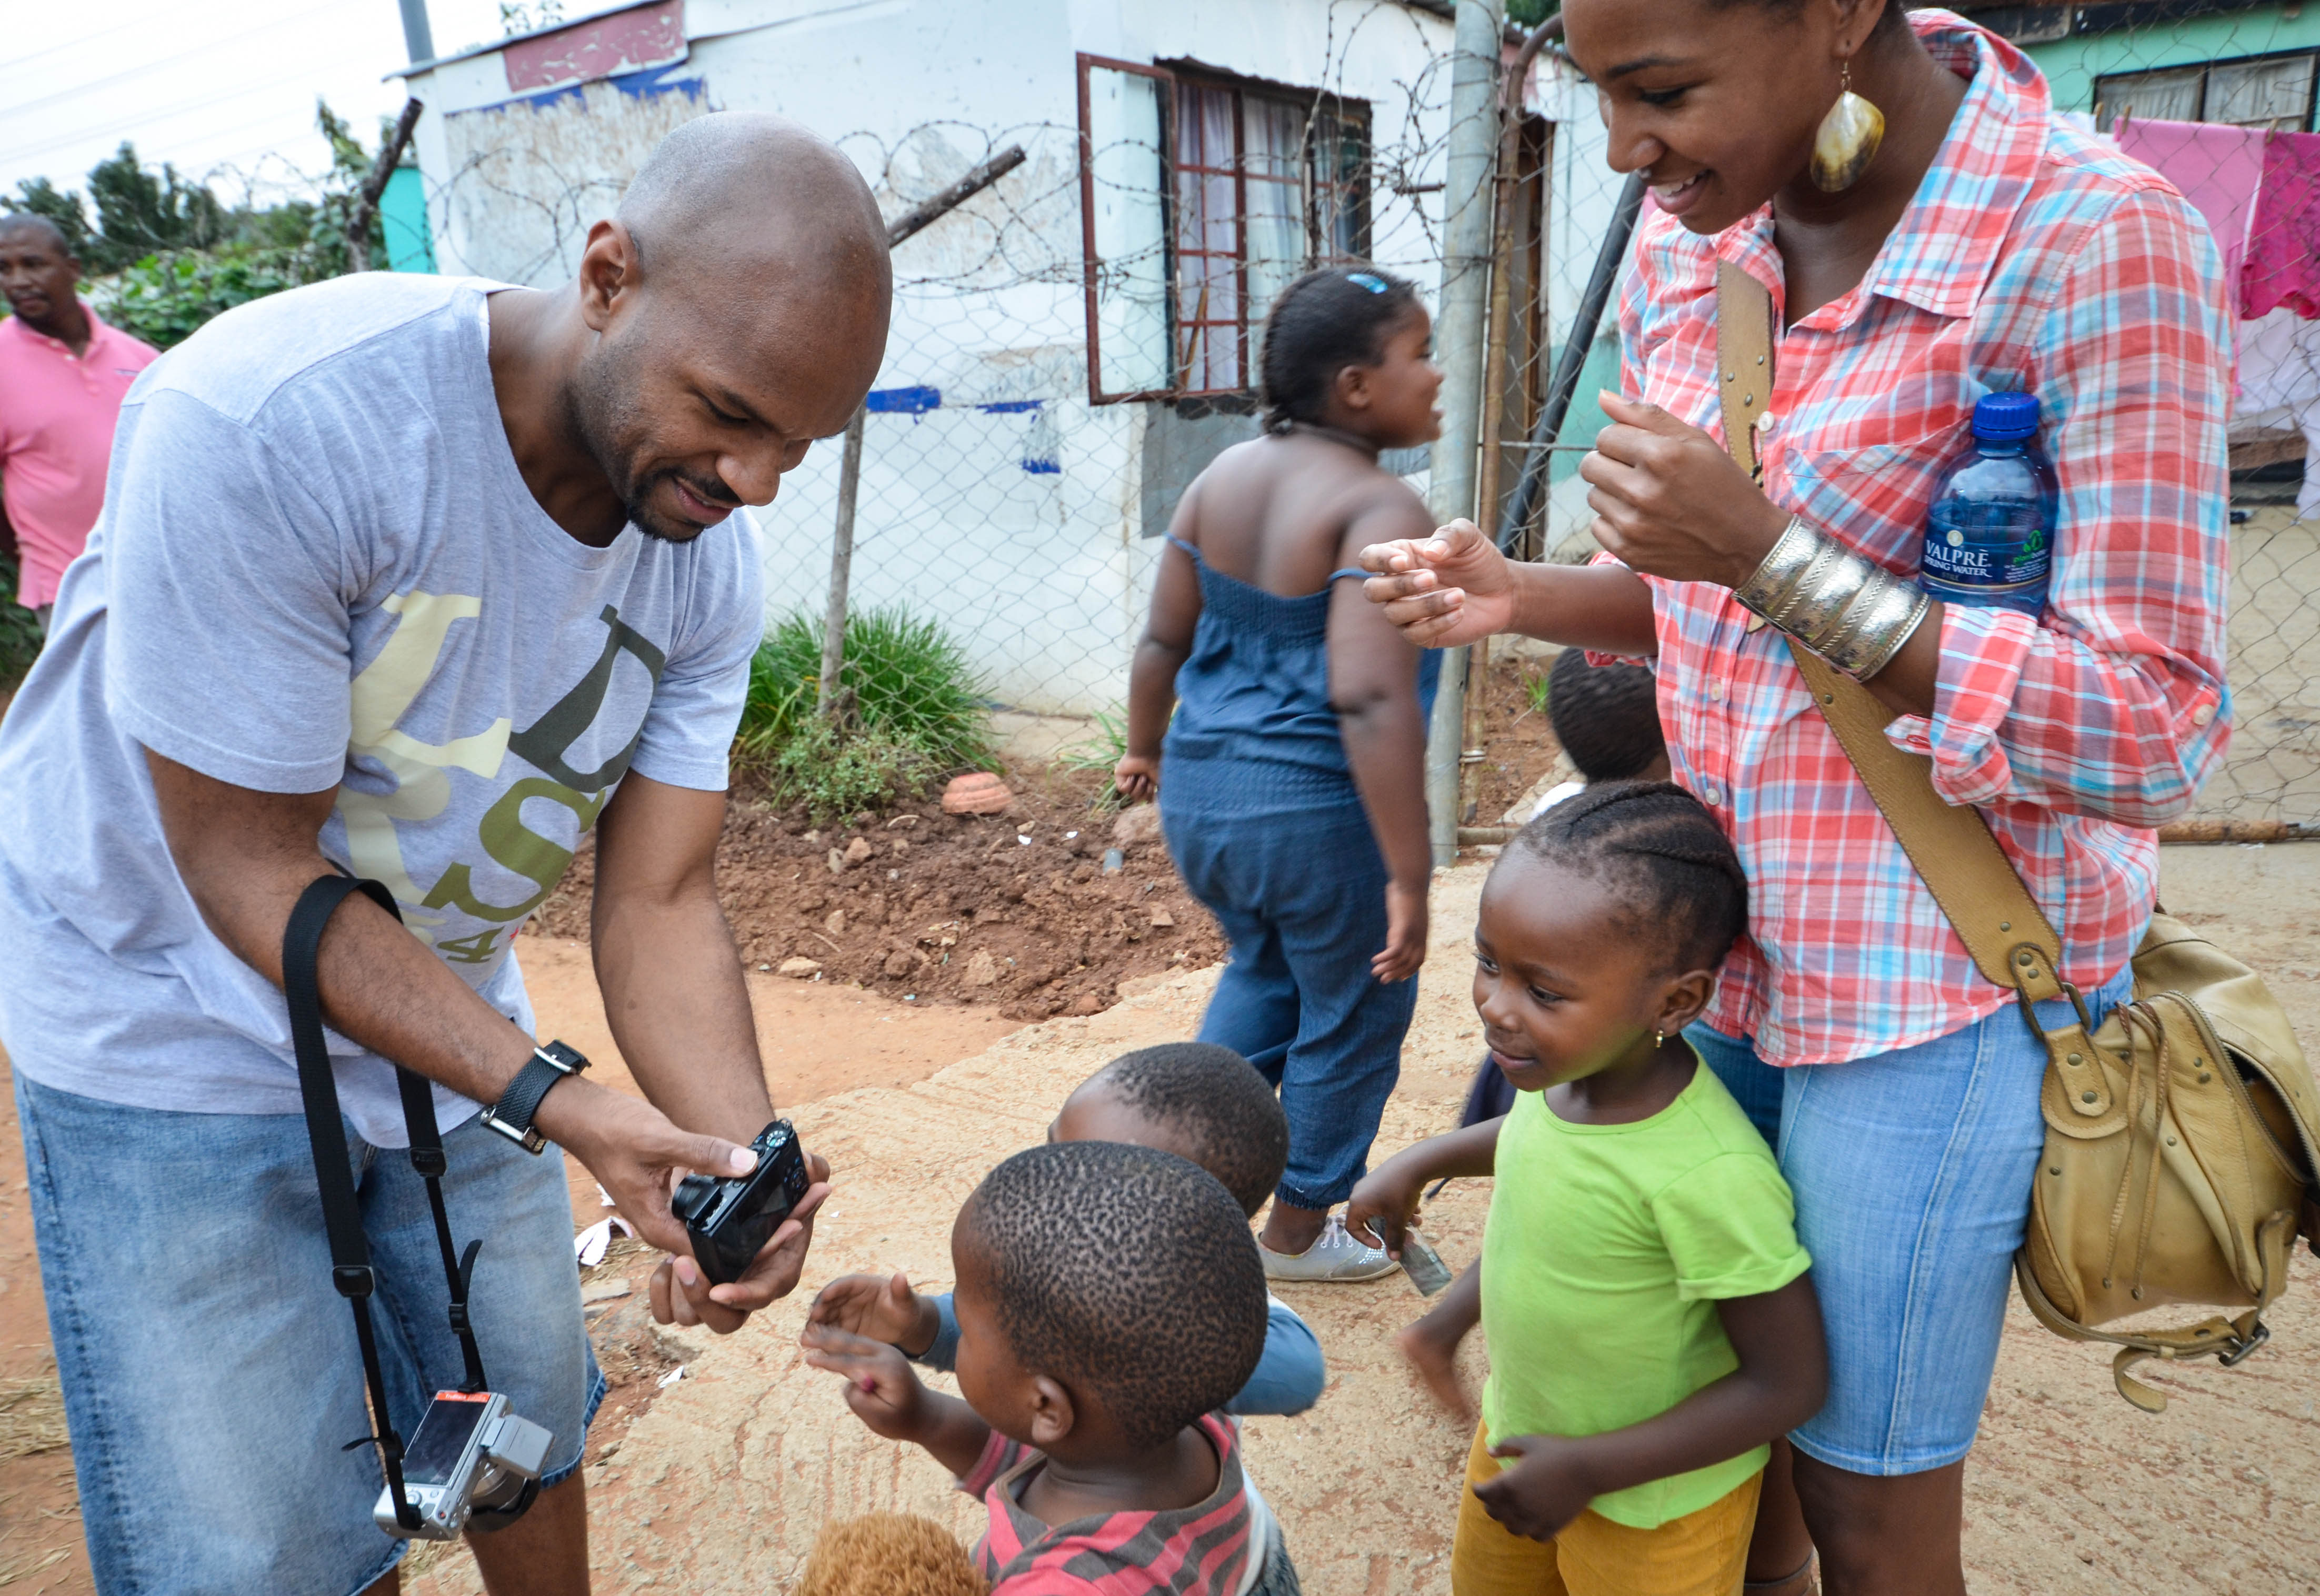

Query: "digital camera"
left=669, top=1119, right=813, bottom=1286
left=373, top=1390, right=553, bottom=1541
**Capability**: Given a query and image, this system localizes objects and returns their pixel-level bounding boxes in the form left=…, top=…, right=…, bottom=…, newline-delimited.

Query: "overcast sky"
left=0, top=0, right=518, bottom=214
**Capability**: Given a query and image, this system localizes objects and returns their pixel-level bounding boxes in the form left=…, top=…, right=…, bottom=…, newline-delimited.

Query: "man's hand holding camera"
left=532, top=1081, right=832, bottom=1334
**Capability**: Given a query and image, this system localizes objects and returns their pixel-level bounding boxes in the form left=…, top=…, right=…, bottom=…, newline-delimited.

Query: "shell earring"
left=1811, top=62, right=1885, bottom=192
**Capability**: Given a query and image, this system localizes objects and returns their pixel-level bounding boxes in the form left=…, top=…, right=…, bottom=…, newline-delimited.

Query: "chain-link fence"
left=1475, top=4, right=2320, bottom=833
left=389, top=1, right=2317, bottom=827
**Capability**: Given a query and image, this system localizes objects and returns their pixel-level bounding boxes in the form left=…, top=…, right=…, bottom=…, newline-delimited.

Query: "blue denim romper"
left=1158, top=532, right=1440, bottom=1209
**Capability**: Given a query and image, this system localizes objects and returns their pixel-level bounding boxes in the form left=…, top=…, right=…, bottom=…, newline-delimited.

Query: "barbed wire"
left=124, top=9, right=2320, bottom=827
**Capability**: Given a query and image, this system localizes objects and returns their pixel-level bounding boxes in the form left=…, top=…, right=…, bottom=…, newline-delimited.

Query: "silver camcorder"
left=374, top=1390, right=554, bottom=1540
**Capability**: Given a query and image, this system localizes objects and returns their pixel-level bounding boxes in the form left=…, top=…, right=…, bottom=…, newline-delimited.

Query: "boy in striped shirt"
left=802, top=1140, right=1298, bottom=1594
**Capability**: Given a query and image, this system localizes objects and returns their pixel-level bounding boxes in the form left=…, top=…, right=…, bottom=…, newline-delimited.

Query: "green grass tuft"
left=735, top=607, right=995, bottom=821
left=1056, top=706, right=1130, bottom=811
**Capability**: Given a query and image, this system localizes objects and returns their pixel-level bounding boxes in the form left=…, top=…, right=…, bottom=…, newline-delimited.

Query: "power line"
left=0, top=43, right=397, bottom=168
left=0, top=2, right=182, bottom=79
left=1, top=0, right=350, bottom=127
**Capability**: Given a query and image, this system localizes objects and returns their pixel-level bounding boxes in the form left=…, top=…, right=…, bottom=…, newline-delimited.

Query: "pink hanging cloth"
left=2114, top=117, right=2266, bottom=316
left=2242, top=131, right=2320, bottom=321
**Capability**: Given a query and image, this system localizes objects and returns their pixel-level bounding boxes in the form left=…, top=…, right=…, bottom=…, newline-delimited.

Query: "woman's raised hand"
left=1579, top=393, right=1791, bottom=588
left=1356, top=518, right=1515, bottom=648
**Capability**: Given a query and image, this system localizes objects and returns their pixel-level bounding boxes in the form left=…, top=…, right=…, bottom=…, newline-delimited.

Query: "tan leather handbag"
left=1713, top=264, right=2320, bottom=1410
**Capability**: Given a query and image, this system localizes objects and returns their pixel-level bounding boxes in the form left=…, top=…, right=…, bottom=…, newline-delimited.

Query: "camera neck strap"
left=283, top=874, right=491, bottom=1530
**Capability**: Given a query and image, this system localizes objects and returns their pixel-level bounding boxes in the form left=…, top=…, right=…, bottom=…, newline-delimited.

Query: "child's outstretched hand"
left=1474, top=1434, right=1597, bottom=1542
left=1114, top=752, right=1159, bottom=804
left=809, top=1270, right=939, bottom=1356
left=802, top=1322, right=933, bottom=1442
left=1345, top=1162, right=1423, bottom=1260
left=1373, top=878, right=1428, bottom=982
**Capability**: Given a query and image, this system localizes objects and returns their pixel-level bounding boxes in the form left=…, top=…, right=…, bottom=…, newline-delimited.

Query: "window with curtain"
left=1078, top=55, right=1372, bottom=403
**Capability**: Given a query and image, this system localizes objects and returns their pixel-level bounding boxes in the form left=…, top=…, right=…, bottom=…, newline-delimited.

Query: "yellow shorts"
left=1450, top=1424, right=1762, bottom=1596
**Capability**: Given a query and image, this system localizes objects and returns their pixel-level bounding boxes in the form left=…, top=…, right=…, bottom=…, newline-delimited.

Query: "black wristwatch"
left=479, top=1040, right=591, bottom=1154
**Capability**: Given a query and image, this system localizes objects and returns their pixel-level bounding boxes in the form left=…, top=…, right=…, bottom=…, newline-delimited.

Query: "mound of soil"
left=535, top=765, right=1228, bottom=1020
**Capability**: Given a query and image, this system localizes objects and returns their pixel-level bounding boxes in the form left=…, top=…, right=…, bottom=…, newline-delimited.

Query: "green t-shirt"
left=1479, top=1057, right=1811, bottom=1530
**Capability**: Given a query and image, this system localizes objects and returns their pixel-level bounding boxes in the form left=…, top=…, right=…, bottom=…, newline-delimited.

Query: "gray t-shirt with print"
left=0, top=273, right=764, bottom=1146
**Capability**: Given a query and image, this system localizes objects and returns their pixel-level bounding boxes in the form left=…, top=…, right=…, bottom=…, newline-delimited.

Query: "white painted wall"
left=401, top=1, right=1459, bottom=713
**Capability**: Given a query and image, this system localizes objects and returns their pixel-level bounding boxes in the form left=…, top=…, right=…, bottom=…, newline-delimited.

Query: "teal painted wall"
left=2016, top=5, right=2320, bottom=123
left=1546, top=335, right=1625, bottom=484
left=381, top=166, right=436, bottom=274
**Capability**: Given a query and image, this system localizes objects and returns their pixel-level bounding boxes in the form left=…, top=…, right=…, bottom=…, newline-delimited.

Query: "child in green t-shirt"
left=1349, top=781, right=1825, bottom=1596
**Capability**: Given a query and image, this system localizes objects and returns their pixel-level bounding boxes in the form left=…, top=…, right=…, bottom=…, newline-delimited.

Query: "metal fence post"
left=814, top=145, right=1028, bottom=719
left=817, top=407, right=868, bottom=715
left=1424, top=0, right=1507, bottom=866
left=821, top=146, right=1030, bottom=719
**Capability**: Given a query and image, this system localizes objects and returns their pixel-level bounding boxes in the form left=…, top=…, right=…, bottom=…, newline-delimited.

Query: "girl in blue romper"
left=1116, top=267, right=1442, bottom=1281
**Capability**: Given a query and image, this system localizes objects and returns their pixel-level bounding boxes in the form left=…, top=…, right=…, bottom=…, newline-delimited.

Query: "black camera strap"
left=283, top=874, right=491, bottom=1529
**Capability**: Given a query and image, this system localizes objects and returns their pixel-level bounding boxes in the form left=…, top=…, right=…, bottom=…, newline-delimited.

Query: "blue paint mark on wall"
left=860, top=386, right=1060, bottom=472
left=865, top=385, right=942, bottom=415
left=497, top=61, right=706, bottom=115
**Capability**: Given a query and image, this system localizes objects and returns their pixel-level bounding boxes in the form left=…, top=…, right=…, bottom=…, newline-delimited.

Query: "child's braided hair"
left=1257, top=265, right=1423, bottom=434
left=1510, top=780, right=1748, bottom=972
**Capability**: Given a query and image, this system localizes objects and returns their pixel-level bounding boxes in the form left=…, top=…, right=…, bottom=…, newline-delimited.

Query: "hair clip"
left=1345, top=272, right=1389, bottom=294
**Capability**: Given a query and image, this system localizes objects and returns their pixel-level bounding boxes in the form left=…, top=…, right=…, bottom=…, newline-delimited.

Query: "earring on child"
left=1655, top=1030, right=1666, bottom=1049
left=1810, top=61, right=1885, bottom=192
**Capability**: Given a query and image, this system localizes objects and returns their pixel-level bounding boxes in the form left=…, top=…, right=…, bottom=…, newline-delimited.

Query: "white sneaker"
left=1258, top=1213, right=1398, bottom=1282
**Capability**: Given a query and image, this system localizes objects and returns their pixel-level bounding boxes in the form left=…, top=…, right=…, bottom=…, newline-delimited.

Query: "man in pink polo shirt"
left=0, top=214, right=159, bottom=634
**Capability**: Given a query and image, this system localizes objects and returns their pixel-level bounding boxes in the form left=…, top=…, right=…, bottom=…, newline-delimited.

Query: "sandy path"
left=4, top=847, right=2319, bottom=1592
left=404, top=845, right=2320, bottom=1595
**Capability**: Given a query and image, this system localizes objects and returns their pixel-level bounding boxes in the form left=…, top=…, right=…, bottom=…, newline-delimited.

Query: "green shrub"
left=762, top=717, right=937, bottom=825
left=0, top=556, right=41, bottom=689
left=736, top=607, right=994, bottom=820
left=99, top=246, right=327, bottom=352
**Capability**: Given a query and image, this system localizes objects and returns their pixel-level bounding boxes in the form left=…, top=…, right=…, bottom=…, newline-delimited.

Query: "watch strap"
left=481, top=1042, right=590, bottom=1154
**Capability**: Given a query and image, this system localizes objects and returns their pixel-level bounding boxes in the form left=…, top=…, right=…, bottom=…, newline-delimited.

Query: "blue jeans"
left=1687, top=964, right=2132, bottom=1475
left=16, top=1077, right=602, bottom=1595
left=1163, top=797, right=1417, bottom=1209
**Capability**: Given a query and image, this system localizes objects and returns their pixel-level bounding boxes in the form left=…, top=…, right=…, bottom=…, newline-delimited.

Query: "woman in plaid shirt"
left=1362, top=4, right=2229, bottom=1593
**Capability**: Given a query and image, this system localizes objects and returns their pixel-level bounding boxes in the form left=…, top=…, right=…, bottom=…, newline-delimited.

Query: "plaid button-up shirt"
left=1612, top=11, right=2232, bottom=1066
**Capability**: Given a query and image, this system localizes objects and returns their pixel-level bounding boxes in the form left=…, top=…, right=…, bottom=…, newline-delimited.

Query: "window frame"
left=2095, top=45, right=2320, bottom=133
left=1078, top=53, right=1181, bottom=405
left=1076, top=52, right=1374, bottom=406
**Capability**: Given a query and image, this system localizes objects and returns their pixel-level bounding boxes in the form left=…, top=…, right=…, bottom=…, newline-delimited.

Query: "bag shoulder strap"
left=1712, top=260, right=2067, bottom=1006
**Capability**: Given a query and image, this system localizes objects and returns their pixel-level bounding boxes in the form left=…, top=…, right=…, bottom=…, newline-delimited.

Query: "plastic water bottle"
left=1921, top=393, right=2055, bottom=616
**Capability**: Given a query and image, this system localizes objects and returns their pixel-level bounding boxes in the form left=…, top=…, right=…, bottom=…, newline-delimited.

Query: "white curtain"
left=1175, top=83, right=1243, bottom=392
left=1243, top=95, right=1309, bottom=363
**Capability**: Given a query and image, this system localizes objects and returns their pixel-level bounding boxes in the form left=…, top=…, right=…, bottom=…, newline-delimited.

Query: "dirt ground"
left=402, top=843, right=2318, bottom=1596
left=534, top=765, right=1227, bottom=1022
left=2, top=832, right=2319, bottom=1590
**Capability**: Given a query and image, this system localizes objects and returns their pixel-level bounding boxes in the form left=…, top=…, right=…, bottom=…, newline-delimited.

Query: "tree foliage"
left=4, top=101, right=403, bottom=349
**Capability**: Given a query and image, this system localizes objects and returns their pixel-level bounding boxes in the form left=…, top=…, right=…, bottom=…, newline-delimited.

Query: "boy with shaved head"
left=804, top=1142, right=1303, bottom=1594
left=0, top=114, right=888, bottom=1593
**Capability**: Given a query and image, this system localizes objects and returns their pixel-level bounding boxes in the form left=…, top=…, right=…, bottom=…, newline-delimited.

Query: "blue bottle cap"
left=1973, top=392, right=2040, bottom=441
